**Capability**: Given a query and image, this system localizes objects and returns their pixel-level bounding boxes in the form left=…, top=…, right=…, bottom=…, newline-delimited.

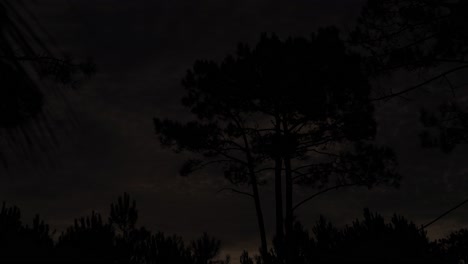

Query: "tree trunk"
left=274, top=114, right=285, bottom=261
left=241, top=128, right=269, bottom=259
left=248, top=167, right=268, bottom=259
left=284, top=156, right=293, bottom=233
left=284, top=156, right=293, bottom=264
left=282, top=119, right=293, bottom=264
left=274, top=156, right=284, bottom=259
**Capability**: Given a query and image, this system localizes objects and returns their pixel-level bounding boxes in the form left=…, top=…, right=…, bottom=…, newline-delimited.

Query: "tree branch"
left=0, top=55, right=79, bottom=66
left=194, top=159, right=232, bottom=171
left=293, top=183, right=360, bottom=212
left=291, top=171, right=313, bottom=182
left=371, top=65, right=468, bottom=101
left=216, top=188, right=254, bottom=198
left=421, top=197, right=468, bottom=230
left=292, top=163, right=321, bottom=173
left=213, top=149, right=248, bottom=166
left=309, top=148, right=341, bottom=157
left=254, top=167, right=276, bottom=174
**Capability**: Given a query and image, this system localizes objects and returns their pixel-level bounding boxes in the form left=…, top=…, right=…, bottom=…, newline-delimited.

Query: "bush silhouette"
left=0, top=193, right=228, bottom=264
left=438, top=228, right=468, bottom=264
left=244, top=209, right=446, bottom=264
left=56, top=211, right=118, bottom=263
left=0, top=202, right=53, bottom=262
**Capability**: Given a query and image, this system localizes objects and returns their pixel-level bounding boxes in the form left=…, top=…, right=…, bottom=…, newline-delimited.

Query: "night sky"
left=2, top=0, right=468, bottom=260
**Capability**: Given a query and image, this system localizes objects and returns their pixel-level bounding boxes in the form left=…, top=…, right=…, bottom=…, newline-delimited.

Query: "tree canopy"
left=155, top=28, right=400, bottom=263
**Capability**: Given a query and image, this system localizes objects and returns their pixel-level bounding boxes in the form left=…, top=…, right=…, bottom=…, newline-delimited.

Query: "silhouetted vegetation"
left=242, top=209, right=466, bottom=264
left=0, top=194, right=229, bottom=263
left=352, top=0, right=468, bottom=90
left=0, top=202, right=53, bottom=262
left=353, top=0, right=468, bottom=152
left=353, top=0, right=468, bottom=244
left=2, top=197, right=468, bottom=263
left=3, top=0, right=468, bottom=263
left=154, top=28, right=400, bottom=263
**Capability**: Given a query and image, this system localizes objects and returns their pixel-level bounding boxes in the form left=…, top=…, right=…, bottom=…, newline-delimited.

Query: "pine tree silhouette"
left=154, top=29, right=400, bottom=263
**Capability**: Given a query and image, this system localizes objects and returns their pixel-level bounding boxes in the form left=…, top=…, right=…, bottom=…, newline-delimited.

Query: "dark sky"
left=3, top=0, right=468, bottom=261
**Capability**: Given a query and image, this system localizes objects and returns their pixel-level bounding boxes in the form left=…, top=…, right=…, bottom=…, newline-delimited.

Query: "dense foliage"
left=0, top=194, right=229, bottom=264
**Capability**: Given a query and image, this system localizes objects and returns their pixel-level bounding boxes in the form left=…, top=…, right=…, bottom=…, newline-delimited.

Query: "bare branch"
left=213, top=149, right=248, bottom=166
left=254, top=167, right=276, bottom=174
left=216, top=188, right=254, bottom=198
left=292, top=163, right=321, bottom=173
left=436, top=59, right=468, bottom=64
left=372, top=65, right=468, bottom=101
left=219, top=137, right=246, bottom=151
left=0, top=55, right=79, bottom=66
left=309, top=148, right=340, bottom=157
left=222, top=147, right=247, bottom=152
left=293, top=183, right=361, bottom=212
left=291, top=171, right=312, bottom=182
left=444, top=75, right=456, bottom=98
left=421, top=197, right=468, bottom=230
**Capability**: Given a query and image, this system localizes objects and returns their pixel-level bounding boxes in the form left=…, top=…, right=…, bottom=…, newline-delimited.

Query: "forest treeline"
left=1, top=193, right=468, bottom=263
left=0, top=193, right=229, bottom=263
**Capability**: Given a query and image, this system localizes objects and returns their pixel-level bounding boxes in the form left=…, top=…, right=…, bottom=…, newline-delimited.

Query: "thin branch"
left=351, top=19, right=433, bottom=46
left=444, top=75, right=456, bottom=98
left=222, top=147, right=246, bottom=152
left=293, top=183, right=360, bottom=212
left=213, top=149, right=248, bottom=166
left=292, top=163, right=321, bottom=173
left=380, top=33, right=437, bottom=59
left=289, top=117, right=309, bottom=132
left=0, top=55, right=78, bottom=66
left=296, top=138, right=334, bottom=148
left=371, top=65, right=468, bottom=101
left=291, top=171, right=312, bottom=182
left=309, top=148, right=341, bottom=157
left=295, top=143, right=335, bottom=153
left=435, top=58, right=468, bottom=64
left=421, top=197, right=468, bottom=230
left=219, top=138, right=246, bottom=151
left=254, top=167, right=276, bottom=174
left=216, top=188, right=254, bottom=198
left=244, top=127, right=278, bottom=133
